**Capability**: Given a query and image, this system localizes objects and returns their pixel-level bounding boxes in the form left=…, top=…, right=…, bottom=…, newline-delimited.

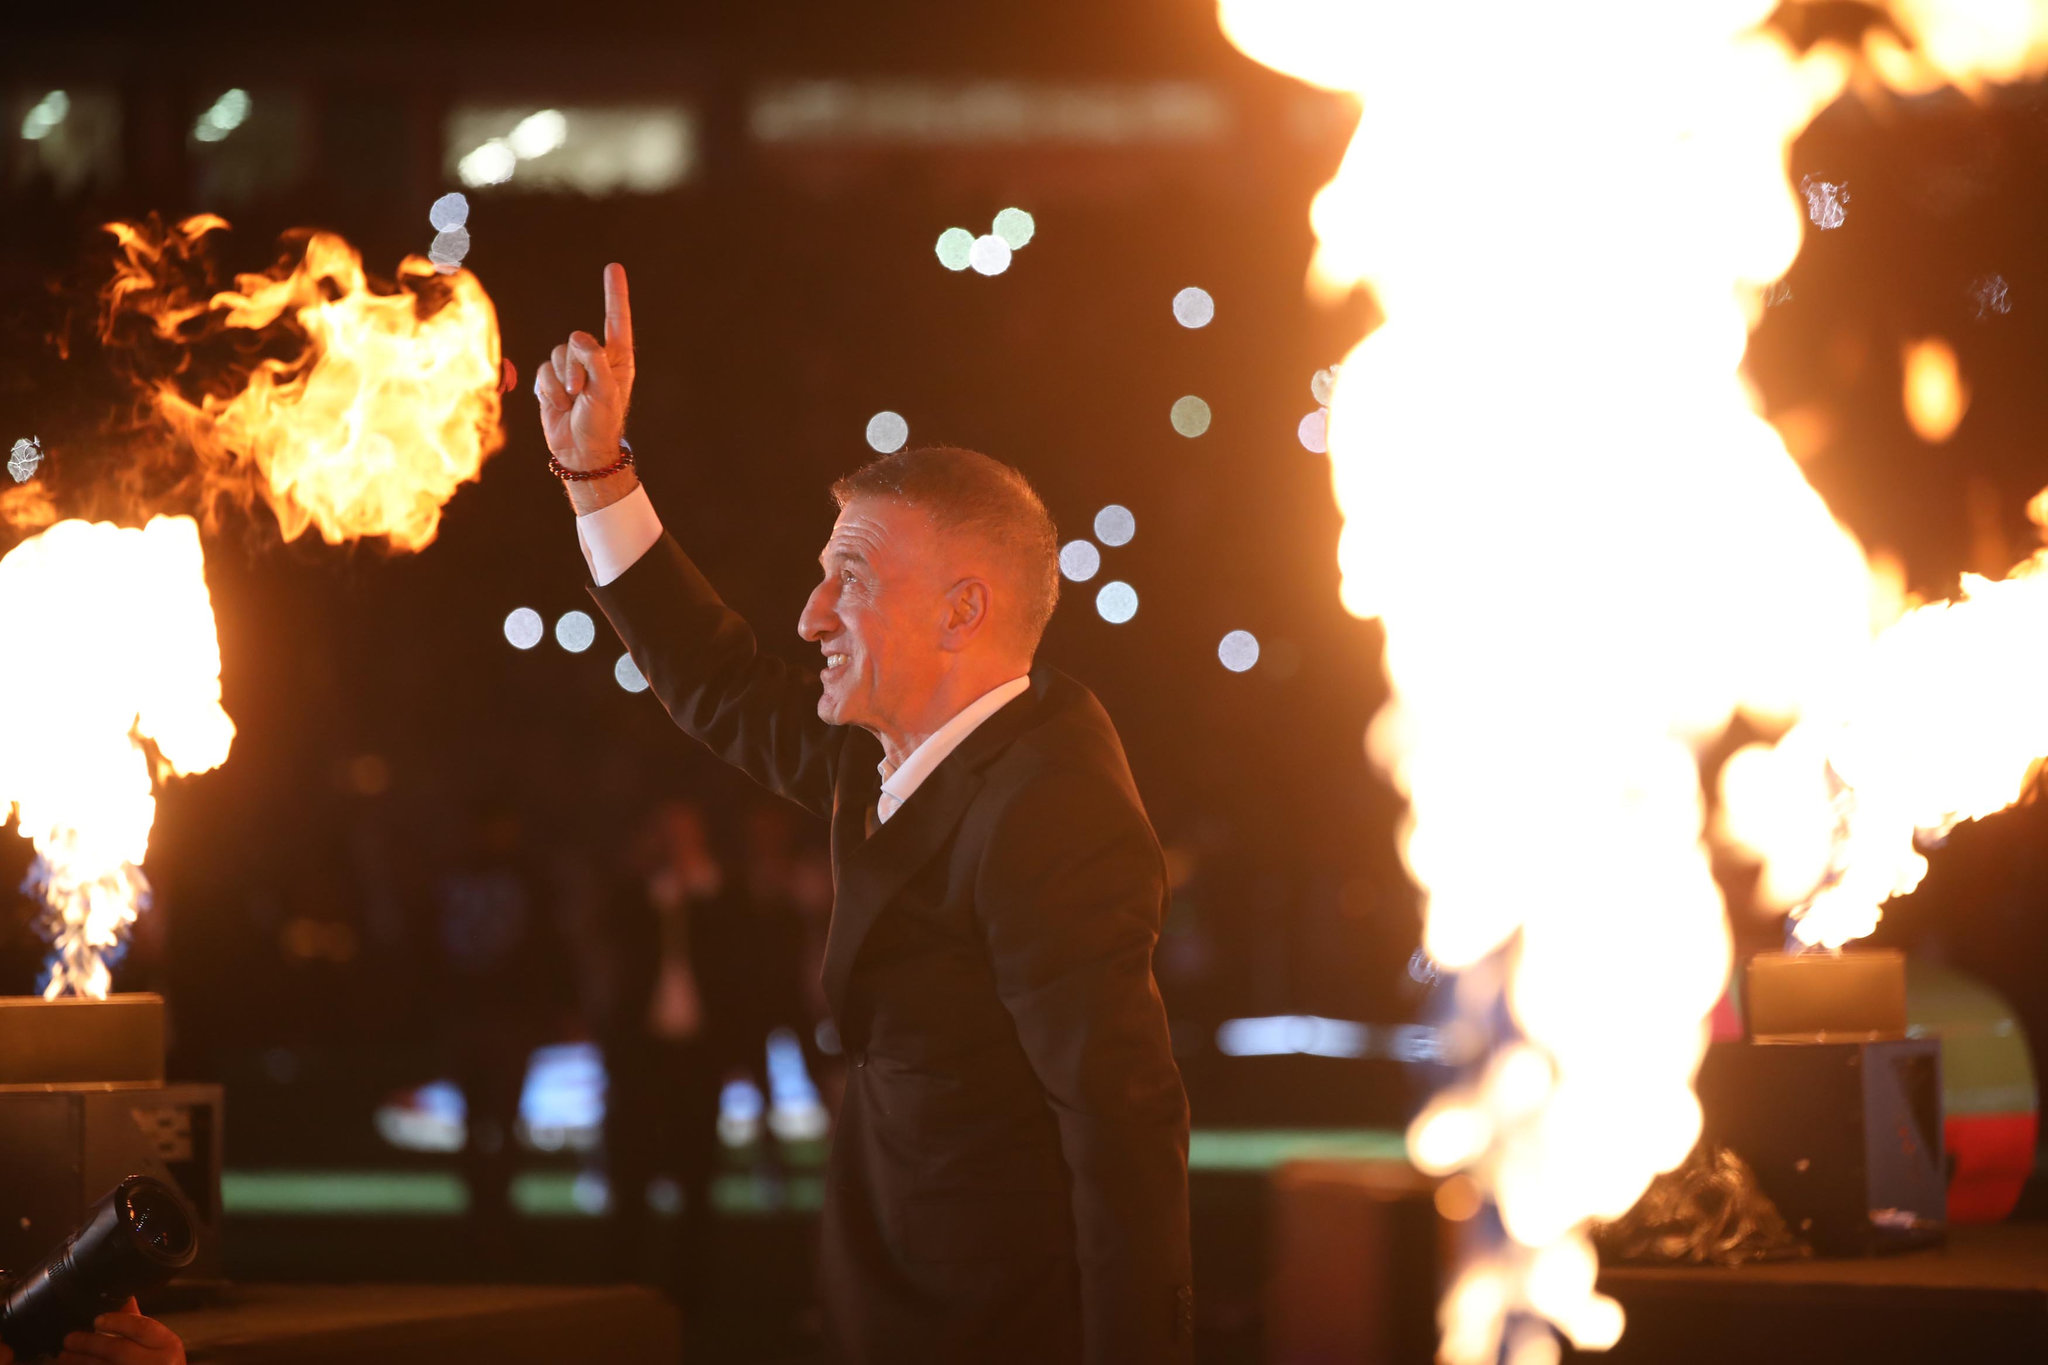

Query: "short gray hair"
left=831, top=446, right=1060, bottom=652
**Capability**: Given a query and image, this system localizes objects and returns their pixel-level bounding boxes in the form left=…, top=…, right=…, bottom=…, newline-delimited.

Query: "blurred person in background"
left=431, top=796, right=571, bottom=1256
left=592, top=797, right=726, bottom=1286
left=537, top=266, right=1191, bottom=1364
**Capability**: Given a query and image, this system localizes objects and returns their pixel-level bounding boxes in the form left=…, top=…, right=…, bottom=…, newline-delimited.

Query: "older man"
left=534, top=266, right=1191, bottom=1363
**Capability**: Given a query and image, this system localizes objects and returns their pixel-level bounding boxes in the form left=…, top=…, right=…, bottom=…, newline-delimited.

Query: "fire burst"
left=0, top=216, right=506, bottom=997
left=103, top=215, right=505, bottom=551
left=1220, top=1, right=2048, bottom=1359
left=0, top=517, right=234, bottom=998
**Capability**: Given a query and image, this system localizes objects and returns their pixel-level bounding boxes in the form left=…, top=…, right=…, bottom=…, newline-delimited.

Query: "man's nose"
left=798, top=583, right=835, bottom=642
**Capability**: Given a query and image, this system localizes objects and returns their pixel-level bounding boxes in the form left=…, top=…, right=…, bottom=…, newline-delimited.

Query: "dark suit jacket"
left=591, top=530, right=1193, bottom=1363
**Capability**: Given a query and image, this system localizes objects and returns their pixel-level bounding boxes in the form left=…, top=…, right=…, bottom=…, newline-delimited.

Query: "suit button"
left=852, top=1050, right=868, bottom=1069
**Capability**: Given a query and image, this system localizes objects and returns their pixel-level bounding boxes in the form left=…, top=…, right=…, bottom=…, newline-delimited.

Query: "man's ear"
left=941, top=577, right=991, bottom=650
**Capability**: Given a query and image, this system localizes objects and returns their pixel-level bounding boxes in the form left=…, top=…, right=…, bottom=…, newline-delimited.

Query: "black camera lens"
left=0, top=1175, right=198, bottom=1360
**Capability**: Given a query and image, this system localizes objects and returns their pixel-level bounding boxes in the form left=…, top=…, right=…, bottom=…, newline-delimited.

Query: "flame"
left=0, top=517, right=234, bottom=998
left=1218, top=0, right=2048, bottom=1357
left=101, top=215, right=504, bottom=551
left=1902, top=337, right=1969, bottom=443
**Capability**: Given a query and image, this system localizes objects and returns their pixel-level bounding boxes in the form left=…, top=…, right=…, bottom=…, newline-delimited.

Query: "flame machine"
left=1698, top=949, right=1944, bottom=1255
left=0, top=995, right=223, bottom=1289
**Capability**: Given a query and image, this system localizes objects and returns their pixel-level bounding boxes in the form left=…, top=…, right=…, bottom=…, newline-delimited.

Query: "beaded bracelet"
left=549, top=439, right=634, bottom=483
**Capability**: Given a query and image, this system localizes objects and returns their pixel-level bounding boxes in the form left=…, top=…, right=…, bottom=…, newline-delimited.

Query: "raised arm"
left=538, top=264, right=845, bottom=816
left=975, top=764, right=1194, bottom=1364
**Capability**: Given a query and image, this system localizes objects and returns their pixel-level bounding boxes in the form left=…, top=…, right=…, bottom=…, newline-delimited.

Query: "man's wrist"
left=565, top=466, right=643, bottom=516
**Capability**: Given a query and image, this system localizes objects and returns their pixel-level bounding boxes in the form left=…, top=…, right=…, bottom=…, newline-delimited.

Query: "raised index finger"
left=603, top=262, right=633, bottom=363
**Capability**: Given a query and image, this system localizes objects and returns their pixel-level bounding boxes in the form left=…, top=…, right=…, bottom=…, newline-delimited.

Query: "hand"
left=56, top=1299, right=185, bottom=1365
left=535, top=262, right=637, bottom=473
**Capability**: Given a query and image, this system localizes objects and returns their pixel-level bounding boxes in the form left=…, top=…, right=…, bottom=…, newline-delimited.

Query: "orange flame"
left=0, top=517, right=234, bottom=998
left=1218, top=1, right=2048, bottom=1358
left=102, top=215, right=505, bottom=551
left=1901, top=337, right=1969, bottom=443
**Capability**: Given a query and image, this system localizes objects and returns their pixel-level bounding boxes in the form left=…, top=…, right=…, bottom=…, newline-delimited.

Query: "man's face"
left=798, top=497, right=949, bottom=733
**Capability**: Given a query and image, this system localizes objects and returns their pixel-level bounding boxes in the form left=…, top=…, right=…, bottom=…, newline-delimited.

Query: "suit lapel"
left=821, top=685, right=1040, bottom=1022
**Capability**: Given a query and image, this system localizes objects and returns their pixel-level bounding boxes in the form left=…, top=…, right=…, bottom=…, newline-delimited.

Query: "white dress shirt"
left=875, top=675, right=1031, bottom=824
left=577, top=483, right=664, bottom=588
left=577, top=489, right=1032, bottom=823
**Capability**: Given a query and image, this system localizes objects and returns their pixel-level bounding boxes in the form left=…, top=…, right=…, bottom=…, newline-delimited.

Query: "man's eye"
left=840, top=569, right=858, bottom=585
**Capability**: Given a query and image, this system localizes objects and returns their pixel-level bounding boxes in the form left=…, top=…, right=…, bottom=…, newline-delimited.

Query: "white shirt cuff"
left=576, top=483, right=663, bottom=587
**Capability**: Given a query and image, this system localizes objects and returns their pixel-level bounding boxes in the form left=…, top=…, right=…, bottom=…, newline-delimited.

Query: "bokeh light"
left=1310, top=366, right=1340, bottom=406
left=1298, top=409, right=1328, bottom=454
left=1059, top=540, right=1101, bottom=582
left=555, top=610, right=596, bottom=653
left=1095, top=581, right=1138, bottom=624
left=866, top=411, right=909, bottom=454
left=1172, top=287, right=1214, bottom=328
left=969, top=234, right=1013, bottom=276
left=503, top=607, right=543, bottom=650
left=1093, top=504, right=1135, bottom=547
left=614, top=653, right=649, bottom=693
left=1170, top=395, right=1211, bottom=437
left=935, top=227, right=975, bottom=271
left=992, top=207, right=1036, bottom=249
left=1218, top=630, right=1261, bottom=672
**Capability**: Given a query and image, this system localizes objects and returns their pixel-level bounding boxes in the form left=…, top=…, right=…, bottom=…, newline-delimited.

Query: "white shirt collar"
left=875, top=675, right=1032, bottom=823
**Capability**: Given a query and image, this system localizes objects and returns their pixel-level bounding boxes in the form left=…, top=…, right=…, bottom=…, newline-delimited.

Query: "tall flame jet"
left=1217, top=1, right=2048, bottom=1359
left=0, top=517, right=235, bottom=998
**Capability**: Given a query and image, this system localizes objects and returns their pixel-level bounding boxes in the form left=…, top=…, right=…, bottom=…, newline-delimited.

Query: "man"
left=534, top=265, right=1192, bottom=1363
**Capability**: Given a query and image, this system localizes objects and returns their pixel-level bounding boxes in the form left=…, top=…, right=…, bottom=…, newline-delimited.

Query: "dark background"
left=5, top=1, right=2048, bottom=1355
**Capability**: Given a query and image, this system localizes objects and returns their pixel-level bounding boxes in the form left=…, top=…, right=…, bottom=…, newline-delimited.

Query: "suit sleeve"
left=589, top=531, right=844, bottom=818
left=975, top=765, right=1193, bottom=1364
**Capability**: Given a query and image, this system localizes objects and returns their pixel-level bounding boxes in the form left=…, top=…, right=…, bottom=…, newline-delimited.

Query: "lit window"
left=188, top=87, right=307, bottom=204
left=445, top=105, right=697, bottom=195
left=749, top=80, right=1231, bottom=146
left=8, top=87, right=120, bottom=196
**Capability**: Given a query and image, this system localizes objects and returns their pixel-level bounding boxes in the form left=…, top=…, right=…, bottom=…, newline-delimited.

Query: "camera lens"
left=124, top=1186, right=194, bottom=1260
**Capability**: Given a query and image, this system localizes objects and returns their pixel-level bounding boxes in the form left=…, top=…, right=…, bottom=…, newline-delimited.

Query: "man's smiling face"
left=798, top=497, right=949, bottom=733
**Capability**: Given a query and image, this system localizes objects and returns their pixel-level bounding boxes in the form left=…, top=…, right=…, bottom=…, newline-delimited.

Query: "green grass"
left=222, top=1129, right=1409, bottom=1218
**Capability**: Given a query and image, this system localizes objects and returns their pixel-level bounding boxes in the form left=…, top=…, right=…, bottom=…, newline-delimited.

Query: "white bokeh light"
left=1093, top=505, right=1135, bottom=547
left=555, top=610, right=597, bottom=653
left=992, top=207, right=1036, bottom=249
left=1172, top=287, right=1214, bottom=328
left=969, top=234, right=1013, bottom=276
left=615, top=653, right=649, bottom=693
left=1218, top=630, right=1261, bottom=672
left=504, top=607, right=543, bottom=650
left=1170, top=395, right=1211, bottom=437
left=1059, top=540, right=1101, bottom=582
left=935, top=227, right=975, bottom=270
left=1311, top=366, right=1340, bottom=406
left=429, top=193, right=470, bottom=232
left=866, top=411, right=909, bottom=453
left=1298, top=409, right=1328, bottom=454
left=1095, top=581, right=1138, bottom=624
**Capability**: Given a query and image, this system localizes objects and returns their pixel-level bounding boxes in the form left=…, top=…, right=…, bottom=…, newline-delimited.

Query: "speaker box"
left=1696, top=1039, right=1943, bottom=1255
left=0, top=1084, right=224, bottom=1283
